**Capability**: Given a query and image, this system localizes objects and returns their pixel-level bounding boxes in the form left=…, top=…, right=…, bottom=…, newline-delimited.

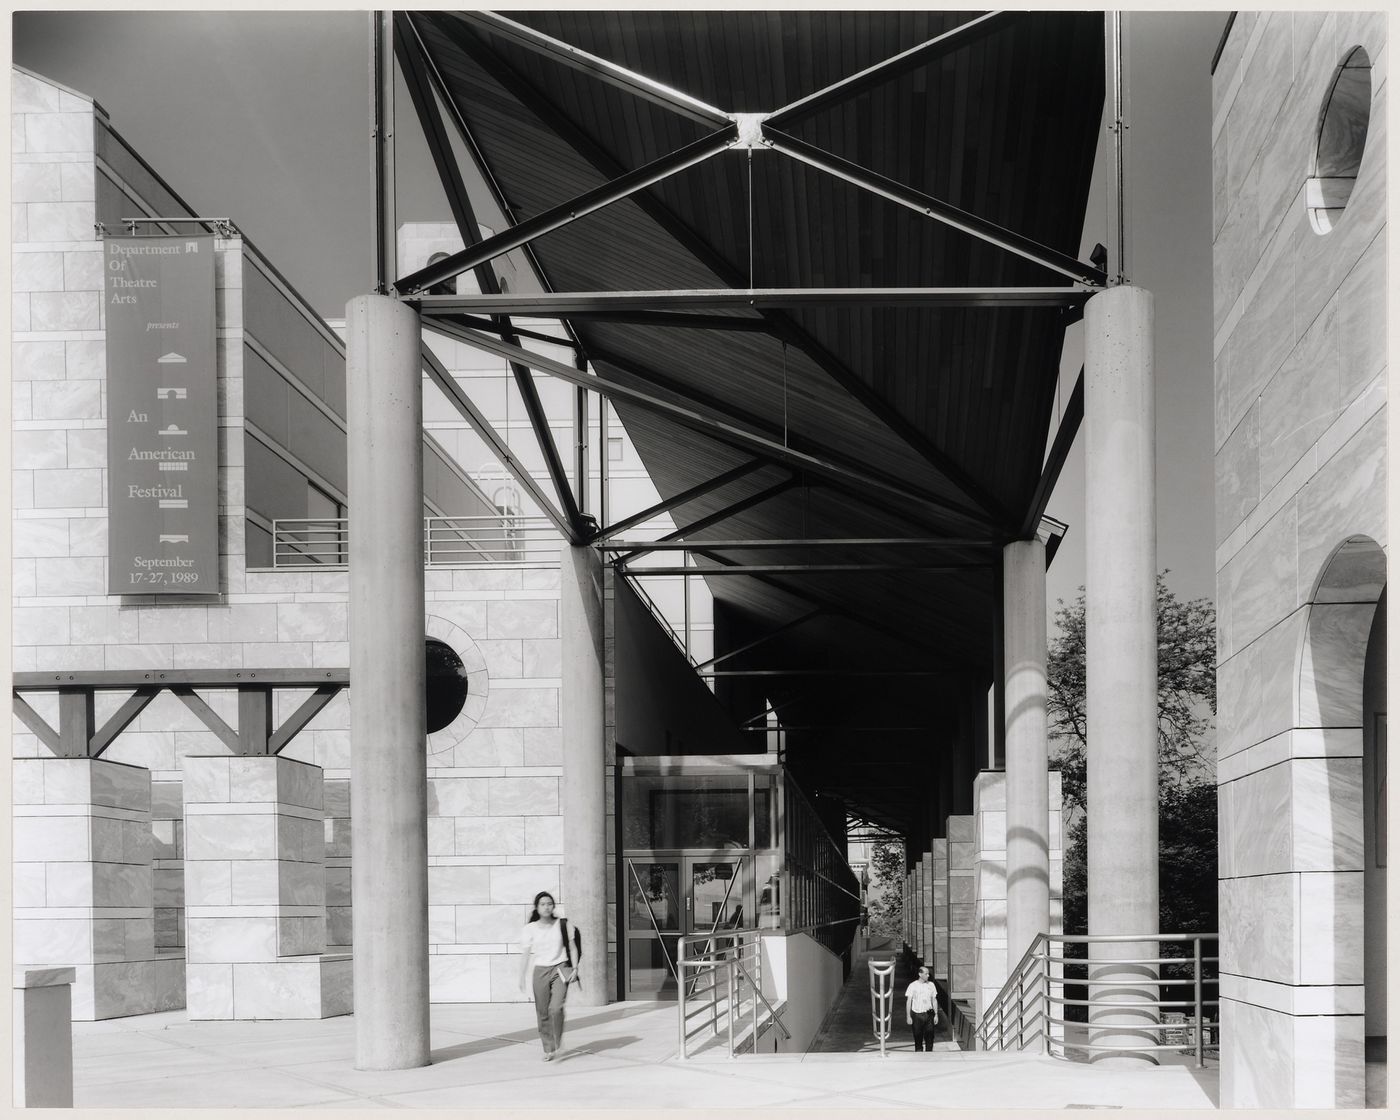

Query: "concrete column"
left=1084, top=284, right=1159, bottom=1062
left=561, top=543, right=608, bottom=1006
left=1003, top=539, right=1050, bottom=967
left=347, top=293, right=429, bottom=1069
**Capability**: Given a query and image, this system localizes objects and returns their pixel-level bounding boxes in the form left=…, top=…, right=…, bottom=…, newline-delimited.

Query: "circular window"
left=1308, top=46, right=1372, bottom=235
left=425, top=637, right=469, bottom=733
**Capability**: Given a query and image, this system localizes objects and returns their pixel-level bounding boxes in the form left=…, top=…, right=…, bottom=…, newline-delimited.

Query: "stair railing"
left=975, top=932, right=1219, bottom=1068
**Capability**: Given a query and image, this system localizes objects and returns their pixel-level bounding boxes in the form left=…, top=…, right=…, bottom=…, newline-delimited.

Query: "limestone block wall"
left=931, top=838, right=949, bottom=982
left=947, top=814, right=976, bottom=1002
left=10, top=69, right=572, bottom=1011
left=972, top=772, right=1007, bottom=1021
left=1212, top=12, right=1386, bottom=1109
left=920, top=851, right=934, bottom=968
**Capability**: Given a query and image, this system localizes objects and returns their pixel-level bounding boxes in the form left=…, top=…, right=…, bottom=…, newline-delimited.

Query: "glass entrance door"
left=624, top=855, right=749, bottom=999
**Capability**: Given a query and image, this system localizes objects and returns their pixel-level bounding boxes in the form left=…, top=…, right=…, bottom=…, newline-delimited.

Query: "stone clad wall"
left=1212, top=13, right=1386, bottom=1108
left=11, top=68, right=568, bottom=1011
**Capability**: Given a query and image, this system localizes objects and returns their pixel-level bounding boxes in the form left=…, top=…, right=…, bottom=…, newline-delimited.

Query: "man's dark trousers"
left=911, top=1010, right=936, bottom=1051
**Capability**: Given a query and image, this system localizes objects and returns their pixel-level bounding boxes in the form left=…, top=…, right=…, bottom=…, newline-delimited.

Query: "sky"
left=11, top=7, right=1228, bottom=614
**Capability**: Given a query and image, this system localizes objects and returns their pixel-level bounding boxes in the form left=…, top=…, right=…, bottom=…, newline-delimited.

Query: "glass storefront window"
left=627, top=861, right=680, bottom=931
left=622, top=773, right=751, bottom=850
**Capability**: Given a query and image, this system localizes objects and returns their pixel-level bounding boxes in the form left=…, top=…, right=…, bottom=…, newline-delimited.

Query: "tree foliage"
left=865, top=841, right=905, bottom=936
left=1048, top=572, right=1216, bottom=819
left=1049, top=572, right=1218, bottom=939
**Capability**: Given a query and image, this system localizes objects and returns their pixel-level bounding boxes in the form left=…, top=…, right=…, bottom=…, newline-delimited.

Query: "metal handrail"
left=975, top=932, right=1220, bottom=1068
left=678, top=927, right=792, bottom=1059
left=270, top=515, right=561, bottom=569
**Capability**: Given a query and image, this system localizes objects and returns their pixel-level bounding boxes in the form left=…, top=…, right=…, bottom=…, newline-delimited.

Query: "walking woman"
left=518, top=891, right=580, bottom=1060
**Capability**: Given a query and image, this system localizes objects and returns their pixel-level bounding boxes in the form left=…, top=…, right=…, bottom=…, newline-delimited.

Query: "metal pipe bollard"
left=869, top=959, right=895, bottom=1057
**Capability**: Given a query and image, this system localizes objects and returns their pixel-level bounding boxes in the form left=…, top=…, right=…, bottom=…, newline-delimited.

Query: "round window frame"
left=1306, top=46, right=1372, bottom=236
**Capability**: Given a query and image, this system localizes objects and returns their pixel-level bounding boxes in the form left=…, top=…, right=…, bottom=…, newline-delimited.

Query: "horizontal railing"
left=975, top=933, right=1220, bottom=1067
left=271, top=516, right=561, bottom=569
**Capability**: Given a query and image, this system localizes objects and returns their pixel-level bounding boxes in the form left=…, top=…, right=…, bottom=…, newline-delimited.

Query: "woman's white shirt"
left=520, top=919, right=569, bottom=967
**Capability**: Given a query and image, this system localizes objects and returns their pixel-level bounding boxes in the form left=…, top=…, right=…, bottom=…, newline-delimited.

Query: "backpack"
left=560, top=917, right=583, bottom=962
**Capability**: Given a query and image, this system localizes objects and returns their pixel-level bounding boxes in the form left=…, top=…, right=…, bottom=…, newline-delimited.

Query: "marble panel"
left=187, top=915, right=279, bottom=963
left=1225, top=761, right=1293, bottom=877
left=319, top=957, right=352, bottom=1017
left=524, top=816, right=562, bottom=855
left=64, top=339, right=104, bottom=380
left=29, top=289, right=100, bottom=332
left=186, top=961, right=235, bottom=1019
left=1219, top=873, right=1296, bottom=983
left=1293, top=757, right=1364, bottom=872
left=14, top=814, right=91, bottom=863
left=1297, top=871, right=1364, bottom=985
left=486, top=599, right=557, bottom=640
left=1258, top=316, right=1341, bottom=494
left=487, top=775, right=558, bottom=817
left=949, top=873, right=975, bottom=905
left=521, top=727, right=563, bottom=766
left=63, top=249, right=102, bottom=291
left=34, top=466, right=102, bottom=510
left=454, top=904, right=522, bottom=945
left=67, top=513, right=107, bottom=554
left=91, top=864, right=153, bottom=909
left=976, top=861, right=1006, bottom=901
left=184, top=814, right=277, bottom=861
left=183, top=757, right=231, bottom=804
left=477, top=686, right=558, bottom=730
left=1255, top=18, right=1336, bottom=241
left=490, top=953, right=531, bottom=1002
left=427, top=864, right=491, bottom=905
left=152, top=956, right=187, bottom=1013
left=13, top=427, right=68, bottom=470
left=13, top=516, right=68, bottom=559
left=225, top=757, right=279, bottom=803
left=429, top=954, right=492, bottom=1002
left=42, top=861, right=95, bottom=907
left=13, top=604, right=70, bottom=647
left=185, top=861, right=233, bottom=907
left=1297, top=420, right=1385, bottom=594
left=60, top=160, right=95, bottom=202
left=13, top=249, right=64, bottom=293
left=1220, top=997, right=1294, bottom=1109
left=14, top=918, right=92, bottom=965
left=427, top=777, right=489, bottom=818
left=1298, top=603, right=1375, bottom=729
left=25, top=198, right=94, bottom=241
left=276, top=816, right=323, bottom=863
left=276, top=601, right=347, bottom=643
left=24, top=112, right=94, bottom=154
left=277, top=915, right=325, bottom=957
left=1228, top=13, right=1292, bottom=191
left=136, top=607, right=210, bottom=645
left=36, top=557, right=105, bottom=596
left=324, top=865, right=351, bottom=907
left=488, top=863, right=559, bottom=906
left=427, top=817, right=455, bottom=857
left=476, top=638, right=522, bottom=678
left=454, top=817, right=525, bottom=856
left=453, top=727, right=525, bottom=768
left=521, top=638, right=562, bottom=678
left=977, top=810, right=1006, bottom=852
left=12, top=339, right=66, bottom=381
left=949, top=935, right=975, bottom=966
left=429, top=905, right=456, bottom=943
left=978, top=899, right=1006, bottom=939
left=206, top=604, right=278, bottom=644
left=1212, top=172, right=1261, bottom=343
left=1290, top=1012, right=1365, bottom=1109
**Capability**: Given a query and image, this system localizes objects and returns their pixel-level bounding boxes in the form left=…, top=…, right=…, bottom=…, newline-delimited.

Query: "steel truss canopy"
left=392, top=10, right=1105, bottom=837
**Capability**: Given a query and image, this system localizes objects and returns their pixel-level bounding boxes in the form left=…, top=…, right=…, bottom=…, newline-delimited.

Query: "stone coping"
left=15, top=967, right=76, bottom=989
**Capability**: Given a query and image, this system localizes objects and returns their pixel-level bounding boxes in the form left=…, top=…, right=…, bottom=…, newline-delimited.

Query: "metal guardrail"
left=271, top=515, right=561, bottom=569
left=975, top=933, right=1220, bottom=1068
left=868, top=958, right=895, bottom=1056
left=677, top=927, right=790, bottom=1059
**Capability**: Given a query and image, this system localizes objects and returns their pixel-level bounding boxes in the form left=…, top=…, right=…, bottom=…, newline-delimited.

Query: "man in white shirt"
left=904, top=964, right=939, bottom=1052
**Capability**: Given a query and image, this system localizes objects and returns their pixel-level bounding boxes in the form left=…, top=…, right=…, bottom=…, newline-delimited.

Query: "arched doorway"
left=1298, top=535, right=1386, bottom=1105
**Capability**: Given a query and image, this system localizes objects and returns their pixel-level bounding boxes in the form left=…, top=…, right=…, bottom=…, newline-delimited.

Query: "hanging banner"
left=105, top=236, right=218, bottom=594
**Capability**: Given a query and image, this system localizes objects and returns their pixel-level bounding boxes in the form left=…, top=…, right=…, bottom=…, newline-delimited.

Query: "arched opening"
left=1299, top=535, right=1386, bottom=1105
left=1307, top=46, right=1373, bottom=235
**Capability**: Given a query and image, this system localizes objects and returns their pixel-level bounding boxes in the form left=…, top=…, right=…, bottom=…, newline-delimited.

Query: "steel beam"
left=446, top=11, right=733, bottom=127
left=766, top=11, right=1020, bottom=128
left=434, top=16, right=1022, bottom=526
left=692, top=608, right=826, bottom=671
left=699, top=670, right=954, bottom=677
left=414, top=287, right=1090, bottom=314
left=372, top=11, right=396, bottom=295
left=597, top=459, right=766, bottom=539
left=521, top=309, right=772, bottom=332
left=418, top=342, right=573, bottom=540
left=394, top=12, right=492, bottom=288
left=89, top=686, right=159, bottom=757
left=425, top=317, right=989, bottom=527
left=1019, top=367, right=1084, bottom=538
left=623, top=563, right=988, bottom=575
left=397, top=124, right=738, bottom=294
left=58, top=689, right=94, bottom=758
left=512, top=358, right=588, bottom=539
left=615, top=478, right=798, bottom=565
left=270, top=685, right=345, bottom=755
left=764, top=128, right=1108, bottom=287
left=12, top=694, right=60, bottom=753
left=239, top=687, right=273, bottom=755
left=171, top=687, right=242, bottom=754
left=15, top=670, right=348, bottom=689
left=601, top=537, right=999, bottom=551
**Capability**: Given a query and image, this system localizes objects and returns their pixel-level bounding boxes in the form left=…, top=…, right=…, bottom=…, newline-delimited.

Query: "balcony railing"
left=271, top=516, right=561, bottom=569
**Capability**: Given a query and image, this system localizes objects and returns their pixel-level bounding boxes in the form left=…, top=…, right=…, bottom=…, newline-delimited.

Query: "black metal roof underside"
left=409, top=11, right=1104, bottom=836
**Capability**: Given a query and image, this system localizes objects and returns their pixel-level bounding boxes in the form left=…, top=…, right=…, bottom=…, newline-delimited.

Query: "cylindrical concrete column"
left=560, top=543, right=608, bottom=1006
left=1004, top=539, right=1050, bottom=971
left=347, top=294, right=429, bottom=1070
left=1084, top=284, right=1159, bottom=1063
